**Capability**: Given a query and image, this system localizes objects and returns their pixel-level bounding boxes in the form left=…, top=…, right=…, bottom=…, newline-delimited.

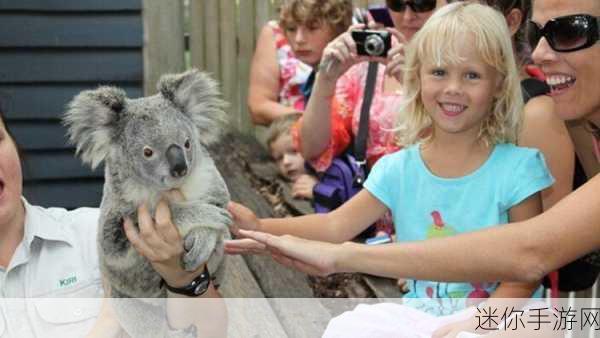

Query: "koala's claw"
left=182, top=228, right=219, bottom=271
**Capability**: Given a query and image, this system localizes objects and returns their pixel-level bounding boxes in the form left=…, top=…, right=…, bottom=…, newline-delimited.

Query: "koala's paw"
left=197, top=203, right=233, bottom=231
left=182, top=228, right=221, bottom=271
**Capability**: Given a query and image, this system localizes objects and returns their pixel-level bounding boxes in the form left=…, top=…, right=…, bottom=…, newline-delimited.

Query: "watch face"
left=193, top=281, right=209, bottom=295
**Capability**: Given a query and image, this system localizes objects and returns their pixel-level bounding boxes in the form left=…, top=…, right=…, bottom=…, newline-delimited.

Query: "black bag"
left=522, top=78, right=600, bottom=292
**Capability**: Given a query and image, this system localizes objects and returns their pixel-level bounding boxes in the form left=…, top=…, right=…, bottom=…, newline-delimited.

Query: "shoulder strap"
left=354, top=62, right=379, bottom=172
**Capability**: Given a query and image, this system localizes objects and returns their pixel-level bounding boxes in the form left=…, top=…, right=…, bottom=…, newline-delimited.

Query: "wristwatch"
left=162, top=265, right=211, bottom=297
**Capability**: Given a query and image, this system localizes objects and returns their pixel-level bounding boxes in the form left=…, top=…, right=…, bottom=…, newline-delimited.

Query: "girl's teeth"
left=442, top=103, right=465, bottom=112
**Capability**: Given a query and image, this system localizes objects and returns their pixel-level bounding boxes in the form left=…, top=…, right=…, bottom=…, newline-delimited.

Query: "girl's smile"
left=420, top=35, right=502, bottom=138
left=438, top=102, right=468, bottom=117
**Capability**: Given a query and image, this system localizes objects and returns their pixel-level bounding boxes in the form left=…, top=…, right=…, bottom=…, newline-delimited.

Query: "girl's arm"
left=248, top=24, right=298, bottom=125
left=338, top=175, right=600, bottom=282
left=230, top=189, right=388, bottom=243
left=519, top=96, right=574, bottom=209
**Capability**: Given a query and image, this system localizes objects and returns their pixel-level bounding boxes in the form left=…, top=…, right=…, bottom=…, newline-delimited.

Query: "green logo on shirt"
left=59, top=275, right=77, bottom=287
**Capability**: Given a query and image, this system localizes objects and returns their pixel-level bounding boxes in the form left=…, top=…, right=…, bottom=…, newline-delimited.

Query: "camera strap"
left=354, top=61, right=379, bottom=178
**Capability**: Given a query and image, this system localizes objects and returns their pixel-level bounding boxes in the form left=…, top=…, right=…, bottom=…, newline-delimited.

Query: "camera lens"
left=365, top=35, right=385, bottom=56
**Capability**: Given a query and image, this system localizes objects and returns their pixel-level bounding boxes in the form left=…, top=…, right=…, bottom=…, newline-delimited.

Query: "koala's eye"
left=184, top=139, right=191, bottom=150
left=143, top=147, right=154, bottom=158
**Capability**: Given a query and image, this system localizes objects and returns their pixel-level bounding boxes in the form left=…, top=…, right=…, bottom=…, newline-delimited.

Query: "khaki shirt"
left=0, top=199, right=103, bottom=338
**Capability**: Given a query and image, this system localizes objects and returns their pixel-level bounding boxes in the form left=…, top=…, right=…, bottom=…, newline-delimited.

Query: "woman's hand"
left=123, top=195, right=204, bottom=288
left=292, top=174, right=318, bottom=199
left=238, top=230, right=340, bottom=277
left=384, top=27, right=407, bottom=82
left=318, top=24, right=371, bottom=82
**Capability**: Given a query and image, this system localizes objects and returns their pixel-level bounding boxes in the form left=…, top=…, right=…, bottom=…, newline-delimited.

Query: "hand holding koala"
left=64, top=69, right=231, bottom=299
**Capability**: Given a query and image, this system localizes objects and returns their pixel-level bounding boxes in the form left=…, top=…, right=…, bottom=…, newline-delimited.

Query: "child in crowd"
left=267, top=113, right=318, bottom=199
left=227, top=2, right=554, bottom=332
left=248, top=0, right=352, bottom=125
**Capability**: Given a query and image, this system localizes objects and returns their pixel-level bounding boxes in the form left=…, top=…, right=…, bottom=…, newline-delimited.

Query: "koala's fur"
left=64, top=69, right=231, bottom=300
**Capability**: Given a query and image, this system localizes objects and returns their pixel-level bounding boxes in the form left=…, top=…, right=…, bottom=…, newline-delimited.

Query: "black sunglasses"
left=527, top=14, right=600, bottom=53
left=385, top=0, right=436, bottom=13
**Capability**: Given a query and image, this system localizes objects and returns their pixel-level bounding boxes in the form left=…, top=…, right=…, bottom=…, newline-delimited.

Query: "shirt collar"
left=22, top=197, right=75, bottom=249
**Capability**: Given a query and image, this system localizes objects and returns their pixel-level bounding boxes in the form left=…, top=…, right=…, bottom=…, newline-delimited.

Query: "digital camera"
left=352, top=30, right=391, bottom=57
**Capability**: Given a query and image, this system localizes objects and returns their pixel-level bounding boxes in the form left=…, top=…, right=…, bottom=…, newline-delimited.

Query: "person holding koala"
left=0, top=104, right=226, bottom=337
left=248, top=0, right=353, bottom=125
left=266, top=113, right=318, bottom=199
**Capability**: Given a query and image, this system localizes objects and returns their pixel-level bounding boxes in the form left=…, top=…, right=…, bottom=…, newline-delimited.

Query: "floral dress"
left=268, top=21, right=313, bottom=111
left=292, top=62, right=405, bottom=234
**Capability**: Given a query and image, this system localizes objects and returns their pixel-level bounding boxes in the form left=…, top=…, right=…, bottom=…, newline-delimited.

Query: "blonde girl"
left=227, top=2, right=554, bottom=334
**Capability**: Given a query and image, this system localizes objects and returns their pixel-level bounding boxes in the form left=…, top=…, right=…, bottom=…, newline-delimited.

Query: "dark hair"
left=483, top=0, right=531, bottom=64
left=450, top=0, right=531, bottom=65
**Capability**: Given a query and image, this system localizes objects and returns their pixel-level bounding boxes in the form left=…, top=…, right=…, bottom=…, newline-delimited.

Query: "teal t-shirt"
left=364, top=143, right=554, bottom=316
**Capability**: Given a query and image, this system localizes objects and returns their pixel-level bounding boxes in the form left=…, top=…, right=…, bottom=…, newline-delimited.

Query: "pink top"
left=268, top=21, right=313, bottom=111
left=294, top=62, right=404, bottom=172
left=292, top=62, right=404, bottom=235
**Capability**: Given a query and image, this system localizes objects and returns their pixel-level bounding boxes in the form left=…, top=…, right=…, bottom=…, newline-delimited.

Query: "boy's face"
left=270, top=133, right=306, bottom=181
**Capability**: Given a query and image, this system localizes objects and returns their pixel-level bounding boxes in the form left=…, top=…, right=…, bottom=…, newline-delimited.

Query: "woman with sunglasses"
left=294, top=0, right=436, bottom=237
left=236, top=0, right=600, bottom=321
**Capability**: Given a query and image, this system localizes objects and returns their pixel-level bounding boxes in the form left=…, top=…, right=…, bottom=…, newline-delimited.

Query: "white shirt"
left=0, top=199, right=103, bottom=338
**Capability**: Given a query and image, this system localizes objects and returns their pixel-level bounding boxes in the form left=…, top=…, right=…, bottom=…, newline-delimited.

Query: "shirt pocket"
left=32, top=282, right=103, bottom=338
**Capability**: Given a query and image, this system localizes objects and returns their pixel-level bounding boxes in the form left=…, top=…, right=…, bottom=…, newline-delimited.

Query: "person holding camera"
left=247, top=0, right=353, bottom=126
left=293, top=0, right=436, bottom=237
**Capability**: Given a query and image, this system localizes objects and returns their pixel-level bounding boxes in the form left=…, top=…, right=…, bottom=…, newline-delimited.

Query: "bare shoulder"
left=523, top=95, right=555, bottom=122
left=522, top=96, right=567, bottom=135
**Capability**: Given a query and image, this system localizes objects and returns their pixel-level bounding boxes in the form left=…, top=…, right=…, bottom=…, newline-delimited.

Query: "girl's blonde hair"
left=395, top=2, right=523, bottom=147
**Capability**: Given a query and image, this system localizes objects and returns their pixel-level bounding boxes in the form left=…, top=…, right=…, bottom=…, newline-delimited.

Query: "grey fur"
left=63, top=69, right=231, bottom=336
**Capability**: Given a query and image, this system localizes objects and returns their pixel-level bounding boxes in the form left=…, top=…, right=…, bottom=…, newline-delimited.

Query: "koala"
left=63, top=69, right=232, bottom=300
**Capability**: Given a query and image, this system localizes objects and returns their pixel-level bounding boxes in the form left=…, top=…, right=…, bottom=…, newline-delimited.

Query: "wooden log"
left=211, top=131, right=333, bottom=337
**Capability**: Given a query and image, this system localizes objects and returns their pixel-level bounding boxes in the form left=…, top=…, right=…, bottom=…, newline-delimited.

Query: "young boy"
left=266, top=113, right=318, bottom=199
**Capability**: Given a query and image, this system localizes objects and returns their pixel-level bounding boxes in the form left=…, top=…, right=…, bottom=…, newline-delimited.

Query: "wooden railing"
left=143, top=0, right=384, bottom=136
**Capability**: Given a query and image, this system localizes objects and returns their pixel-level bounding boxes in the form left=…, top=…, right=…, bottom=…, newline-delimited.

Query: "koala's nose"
left=166, top=144, right=188, bottom=178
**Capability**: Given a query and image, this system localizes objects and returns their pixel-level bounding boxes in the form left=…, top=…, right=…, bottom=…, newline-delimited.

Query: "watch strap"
left=162, top=265, right=210, bottom=297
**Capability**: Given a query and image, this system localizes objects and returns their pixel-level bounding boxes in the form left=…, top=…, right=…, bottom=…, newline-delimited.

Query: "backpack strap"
left=353, top=61, right=379, bottom=184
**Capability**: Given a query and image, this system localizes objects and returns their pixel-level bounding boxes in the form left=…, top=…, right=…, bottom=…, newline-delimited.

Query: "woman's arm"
left=300, top=25, right=371, bottom=160
left=248, top=24, right=298, bottom=125
left=245, top=175, right=600, bottom=283
left=519, top=96, right=574, bottom=209
left=339, top=175, right=600, bottom=282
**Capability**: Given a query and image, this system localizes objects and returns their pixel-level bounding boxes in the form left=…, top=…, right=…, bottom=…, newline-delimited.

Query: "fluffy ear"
left=63, top=87, right=126, bottom=169
left=158, top=69, right=229, bottom=146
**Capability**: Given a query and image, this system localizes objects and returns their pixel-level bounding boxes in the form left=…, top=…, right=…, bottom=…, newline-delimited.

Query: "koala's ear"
left=63, top=86, right=126, bottom=169
left=158, top=69, right=229, bottom=146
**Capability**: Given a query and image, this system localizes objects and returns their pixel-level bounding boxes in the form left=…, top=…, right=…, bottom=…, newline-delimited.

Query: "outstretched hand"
left=237, top=230, right=340, bottom=277
left=226, top=201, right=261, bottom=236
